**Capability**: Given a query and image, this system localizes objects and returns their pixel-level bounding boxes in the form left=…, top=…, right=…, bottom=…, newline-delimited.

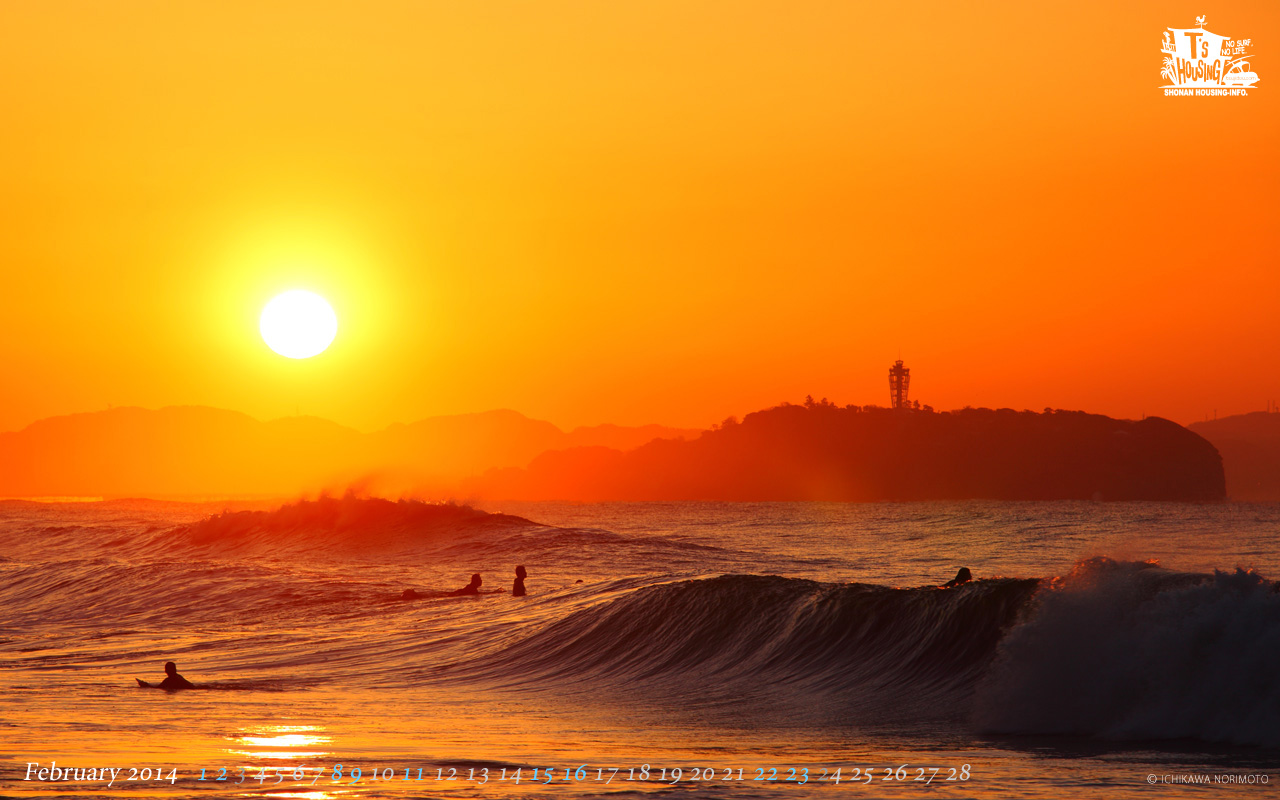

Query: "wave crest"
left=975, top=557, right=1280, bottom=747
left=469, top=574, right=1040, bottom=721
left=178, top=495, right=536, bottom=552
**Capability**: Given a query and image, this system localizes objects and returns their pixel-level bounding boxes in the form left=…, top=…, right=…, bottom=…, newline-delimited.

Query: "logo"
left=1161, top=16, right=1258, bottom=96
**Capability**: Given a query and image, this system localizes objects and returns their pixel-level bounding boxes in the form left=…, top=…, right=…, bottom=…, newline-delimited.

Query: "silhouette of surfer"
left=400, top=574, right=485, bottom=599
left=512, top=565, right=527, bottom=597
left=447, top=573, right=483, bottom=596
left=942, top=567, right=972, bottom=588
left=137, top=661, right=195, bottom=691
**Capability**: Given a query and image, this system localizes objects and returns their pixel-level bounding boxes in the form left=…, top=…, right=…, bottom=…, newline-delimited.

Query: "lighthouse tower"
left=889, top=359, right=910, bottom=410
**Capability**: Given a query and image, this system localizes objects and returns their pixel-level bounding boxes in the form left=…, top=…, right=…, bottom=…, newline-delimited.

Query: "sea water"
left=1, top=498, right=1277, bottom=798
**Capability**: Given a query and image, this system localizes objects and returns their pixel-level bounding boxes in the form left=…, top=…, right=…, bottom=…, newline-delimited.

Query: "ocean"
left=1, top=497, right=1277, bottom=798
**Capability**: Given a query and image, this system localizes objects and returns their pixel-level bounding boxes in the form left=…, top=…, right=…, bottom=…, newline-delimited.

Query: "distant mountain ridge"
left=467, top=402, right=1226, bottom=502
left=0, top=406, right=700, bottom=498
left=1, top=402, right=1230, bottom=503
left=1189, top=412, right=1280, bottom=501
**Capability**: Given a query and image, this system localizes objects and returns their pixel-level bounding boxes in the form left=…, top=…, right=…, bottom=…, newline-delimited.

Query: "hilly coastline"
left=0, top=406, right=698, bottom=498
left=1, top=402, right=1228, bottom=503
left=1189, top=411, right=1280, bottom=501
left=470, top=401, right=1226, bottom=502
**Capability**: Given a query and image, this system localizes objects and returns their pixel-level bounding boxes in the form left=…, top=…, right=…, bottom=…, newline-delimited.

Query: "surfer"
left=512, top=565, right=527, bottom=597
left=942, top=567, right=972, bottom=588
left=447, top=573, right=483, bottom=596
left=137, top=661, right=195, bottom=691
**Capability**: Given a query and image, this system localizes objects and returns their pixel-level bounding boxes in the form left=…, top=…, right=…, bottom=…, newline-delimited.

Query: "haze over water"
left=2, top=498, right=1277, bottom=799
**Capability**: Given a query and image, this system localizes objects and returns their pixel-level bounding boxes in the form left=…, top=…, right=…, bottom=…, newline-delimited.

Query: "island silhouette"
left=469, top=400, right=1225, bottom=502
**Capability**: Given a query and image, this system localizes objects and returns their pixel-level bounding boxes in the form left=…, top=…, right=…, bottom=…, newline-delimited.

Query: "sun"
left=259, top=290, right=338, bottom=359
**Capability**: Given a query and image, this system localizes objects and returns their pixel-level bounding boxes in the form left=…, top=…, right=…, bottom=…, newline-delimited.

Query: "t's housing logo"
left=1161, top=16, right=1258, bottom=96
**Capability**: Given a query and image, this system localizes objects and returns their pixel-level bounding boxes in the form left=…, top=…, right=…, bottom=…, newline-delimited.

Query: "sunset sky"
left=1, top=0, right=1276, bottom=434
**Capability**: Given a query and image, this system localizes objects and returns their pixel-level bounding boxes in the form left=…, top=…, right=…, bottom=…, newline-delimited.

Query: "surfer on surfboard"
left=400, top=573, right=495, bottom=599
left=447, top=573, right=483, bottom=596
left=136, top=661, right=195, bottom=691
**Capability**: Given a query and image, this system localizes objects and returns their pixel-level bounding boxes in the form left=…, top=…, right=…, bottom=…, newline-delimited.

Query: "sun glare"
left=260, top=290, right=338, bottom=359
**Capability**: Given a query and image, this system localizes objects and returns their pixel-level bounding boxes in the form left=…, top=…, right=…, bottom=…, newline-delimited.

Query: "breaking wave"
left=175, top=495, right=539, bottom=554
left=975, top=557, right=1280, bottom=747
left=466, top=574, right=1041, bottom=722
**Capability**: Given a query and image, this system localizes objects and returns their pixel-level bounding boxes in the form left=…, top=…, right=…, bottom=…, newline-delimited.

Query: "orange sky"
left=1, top=1, right=1276, bottom=433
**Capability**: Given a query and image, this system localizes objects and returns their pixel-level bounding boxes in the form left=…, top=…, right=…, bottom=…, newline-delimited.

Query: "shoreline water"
left=2, top=499, right=1277, bottom=798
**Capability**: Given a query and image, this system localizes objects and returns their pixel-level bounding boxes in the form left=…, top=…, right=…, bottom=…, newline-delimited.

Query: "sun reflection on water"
left=228, top=725, right=332, bottom=761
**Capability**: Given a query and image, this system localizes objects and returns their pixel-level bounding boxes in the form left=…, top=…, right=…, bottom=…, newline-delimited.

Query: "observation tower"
left=889, top=359, right=910, bottom=410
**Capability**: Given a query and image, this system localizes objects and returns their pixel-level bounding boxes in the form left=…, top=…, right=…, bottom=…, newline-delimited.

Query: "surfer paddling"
left=400, top=573, right=487, bottom=599
left=447, top=573, right=483, bottom=596
left=136, top=661, right=195, bottom=691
